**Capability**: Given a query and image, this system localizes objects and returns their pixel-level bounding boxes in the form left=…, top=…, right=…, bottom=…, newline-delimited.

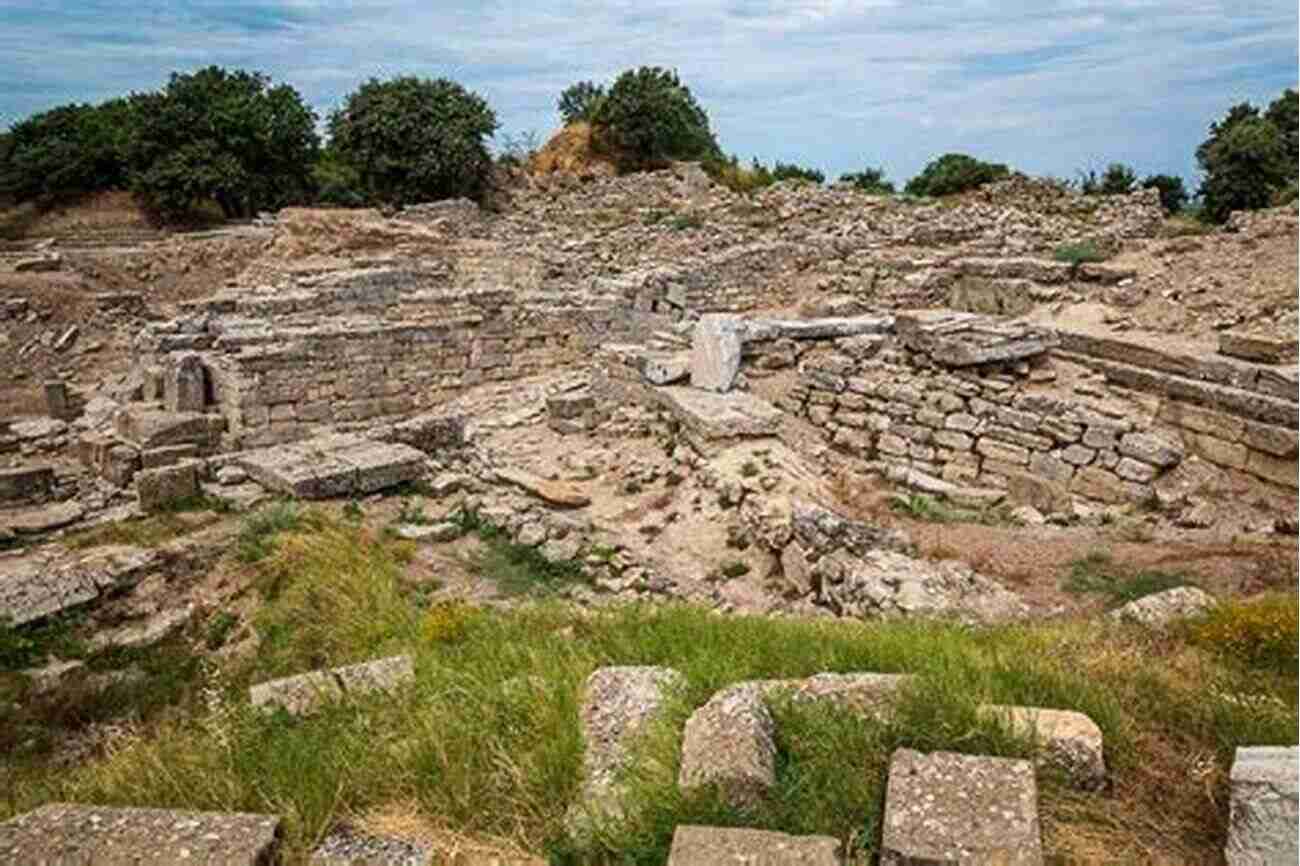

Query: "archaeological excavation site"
left=1, top=169, right=1297, bottom=864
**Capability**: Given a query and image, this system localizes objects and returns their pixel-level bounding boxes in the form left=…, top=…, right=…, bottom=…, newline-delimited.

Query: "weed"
left=642, top=208, right=669, bottom=226
left=205, top=612, right=239, bottom=651
left=1062, top=553, right=1192, bottom=607
left=889, top=493, right=953, bottom=523
left=668, top=213, right=703, bottom=231
left=236, top=501, right=308, bottom=564
left=720, top=561, right=751, bottom=580
left=1186, top=594, right=1298, bottom=675
left=1053, top=241, right=1109, bottom=265
left=456, top=509, right=587, bottom=598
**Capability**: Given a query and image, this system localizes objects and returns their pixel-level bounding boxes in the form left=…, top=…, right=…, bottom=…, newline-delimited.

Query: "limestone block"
left=114, top=407, right=212, bottom=450
left=667, top=826, right=840, bottom=866
left=880, top=749, right=1042, bottom=866
left=1115, top=457, right=1158, bottom=483
left=165, top=353, right=208, bottom=413
left=1108, top=586, right=1216, bottom=630
left=1185, top=432, right=1249, bottom=471
left=0, top=544, right=160, bottom=626
left=1118, top=432, right=1183, bottom=468
left=678, top=683, right=777, bottom=810
left=975, top=437, right=1029, bottom=466
left=0, top=465, right=54, bottom=502
left=569, top=666, right=685, bottom=832
left=1219, top=331, right=1299, bottom=364
left=332, top=655, right=415, bottom=695
left=1060, top=444, right=1096, bottom=466
left=1159, top=400, right=1246, bottom=442
left=1246, top=450, right=1299, bottom=490
left=1071, top=466, right=1142, bottom=504
left=690, top=314, right=745, bottom=392
left=1006, top=470, right=1073, bottom=515
left=249, top=670, right=344, bottom=715
left=140, top=443, right=199, bottom=469
left=1226, top=746, right=1299, bottom=866
left=1243, top=421, right=1300, bottom=458
left=135, top=461, right=199, bottom=512
left=979, top=705, right=1106, bottom=790
left=0, top=804, right=281, bottom=866
left=310, top=828, right=433, bottom=865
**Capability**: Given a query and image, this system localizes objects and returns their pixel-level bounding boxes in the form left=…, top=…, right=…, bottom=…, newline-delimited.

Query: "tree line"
left=0, top=64, right=1294, bottom=225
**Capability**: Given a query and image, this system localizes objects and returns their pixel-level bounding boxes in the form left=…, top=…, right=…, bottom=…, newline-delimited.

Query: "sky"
left=0, top=1, right=1296, bottom=186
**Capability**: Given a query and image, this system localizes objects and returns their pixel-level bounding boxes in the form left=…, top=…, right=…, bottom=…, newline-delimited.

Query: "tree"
left=329, top=76, right=498, bottom=206
left=771, top=161, right=824, bottom=184
left=1140, top=174, right=1188, bottom=213
left=590, top=67, right=718, bottom=170
left=1098, top=162, right=1137, bottom=195
left=1198, top=117, right=1290, bottom=223
left=840, top=166, right=895, bottom=194
left=904, top=153, right=1010, bottom=197
left=0, top=100, right=132, bottom=202
left=129, top=66, right=319, bottom=220
left=557, top=81, right=604, bottom=125
left=1195, top=91, right=1295, bottom=223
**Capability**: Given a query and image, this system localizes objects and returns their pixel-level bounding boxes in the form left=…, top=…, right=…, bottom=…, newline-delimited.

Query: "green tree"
left=1198, top=117, right=1291, bottom=223
left=840, top=166, right=895, bottom=194
left=0, top=100, right=132, bottom=202
left=771, top=161, right=824, bottom=184
left=1098, top=162, right=1137, bottom=195
left=590, top=66, right=719, bottom=170
left=557, top=81, right=604, bottom=125
left=130, top=66, right=319, bottom=220
left=329, top=76, right=498, bottom=206
left=1264, top=88, right=1298, bottom=178
left=904, top=153, right=1010, bottom=197
left=1140, top=174, right=1188, bottom=213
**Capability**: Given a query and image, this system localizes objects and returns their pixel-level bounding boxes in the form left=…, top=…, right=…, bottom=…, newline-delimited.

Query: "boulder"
left=880, top=749, right=1043, bottom=865
left=979, top=705, right=1106, bottom=790
left=1108, top=586, right=1216, bottom=630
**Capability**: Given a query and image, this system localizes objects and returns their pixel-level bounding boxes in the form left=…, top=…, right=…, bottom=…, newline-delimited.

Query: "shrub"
left=1196, top=91, right=1296, bottom=223
left=556, top=81, right=605, bottom=125
left=329, top=76, right=498, bottom=206
left=1053, top=240, right=1109, bottom=265
left=590, top=66, right=719, bottom=171
left=1186, top=594, right=1298, bottom=675
left=840, top=166, right=895, bottom=194
left=770, top=161, right=824, bottom=184
left=1141, top=174, right=1188, bottom=213
left=904, top=153, right=1010, bottom=197
left=130, top=67, right=319, bottom=221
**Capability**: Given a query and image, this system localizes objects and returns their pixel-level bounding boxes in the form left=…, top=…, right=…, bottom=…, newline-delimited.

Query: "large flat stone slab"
left=114, top=407, right=216, bottom=449
left=569, top=666, right=685, bottom=832
left=744, top=314, right=894, bottom=342
left=667, top=825, right=841, bottom=866
left=0, top=803, right=281, bottom=865
left=0, top=545, right=160, bottom=625
left=236, top=434, right=426, bottom=499
left=1226, top=746, right=1299, bottom=866
left=0, top=465, right=54, bottom=502
left=896, top=310, right=1058, bottom=367
left=881, top=749, right=1043, bottom=865
left=661, top=387, right=783, bottom=451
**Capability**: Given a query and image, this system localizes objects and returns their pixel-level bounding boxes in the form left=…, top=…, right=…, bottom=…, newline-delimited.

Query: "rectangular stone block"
left=135, top=461, right=199, bottom=511
left=0, top=465, right=54, bottom=502
left=1243, top=421, right=1299, bottom=458
left=1246, top=450, right=1299, bottom=490
left=140, top=444, right=199, bottom=469
left=1187, top=432, right=1250, bottom=471
left=668, top=826, right=840, bottom=866
left=1159, top=400, right=1246, bottom=442
left=975, top=437, right=1030, bottom=466
left=1219, top=331, right=1299, bottom=364
left=0, top=804, right=281, bottom=866
left=1226, top=746, right=1298, bottom=866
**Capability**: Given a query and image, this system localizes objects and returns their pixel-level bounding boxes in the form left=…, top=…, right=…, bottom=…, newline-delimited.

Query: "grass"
left=0, top=518, right=1294, bottom=864
left=888, top=493, right=1009, bottom=527
left=457, top=509, right=588, bottom=599
left=1052, top=240, right=1110, bottom=265
left=64, top=495, right=230, bottom=551
left=667, top=213, right=703, bottom=231
left=236, top=500, right=313, bottom=564
left=1061, top=552, right=1194, bottom=608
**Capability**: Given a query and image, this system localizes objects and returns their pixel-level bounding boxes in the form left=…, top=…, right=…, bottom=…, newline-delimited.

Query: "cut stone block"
left=979, top=705, right=1106, bottom=790
left=5, top=500, right=85, bottom=535
left=0, top=465, right=54, bottom=502
left=141, top=443, right=199, bottom=469
left=114, top=407, right=213, bottom=449
left=1219, top=331, right=1299, bottom=365
left=165, top=352, right=208, bottom=412
left=249, top=669, right=344, bottom=715
left=743, top=314, right=894, bottom=342
left=136, top=460, right=199, bottom=511
left=333, top=654, right=415, bottom=694
left=0, top=803, right=281, bottom=865
left=896, top=310, right=1059, bottom=368
left=678, top=683, right=777, bottom=810
left=236, top=434, right=426, bottom=499
left=1108, top=586, right=1216, bottom=630
left=661, top=387, right=783, bottom=452
left=1226, top=746, right=1299, bottom=866
left=691, top=314, right=745, bottom=392
left=569, top=666, right=685, bottom=833
left=310, top=828, right=433, bottom=865
left=667, top=825, right=841, bottom=866
left=881, top=749, right=1043, bottom=865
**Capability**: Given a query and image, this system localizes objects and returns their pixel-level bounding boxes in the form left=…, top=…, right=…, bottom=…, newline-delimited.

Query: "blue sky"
left=1, top=1, right=1295, bottom=185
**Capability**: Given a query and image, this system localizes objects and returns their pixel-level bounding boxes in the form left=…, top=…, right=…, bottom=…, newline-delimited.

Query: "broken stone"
left=496, top=467, right=591, bottom=508
left=5, top=500, right=85, bottom=535
left=114, top=407, right=213, bottom=450
left=979, top=705, right=1106, bottom=790
left=690, top=314, right=744, bottom=392
left=661, top=387, right=783, bottom=450
left=140, top=443, right=200, bottom=469
left=332, top=654, right=415, bottom=695
left=0, top=804, right=281, bottom=865
left=89, top=605, right=196, bottom=652
left=638, top=351, right=691, bottom=385
left=249, top=669, right=343, bottom=715
left=1226, top=746, right=1299, bottom=866
left=666, top=826, right=840, bottom=866
left=0, top=545, right=160, bottom=625
left=678, top=683, right=777, bottom=810
left=1219, top=331, right=1299, bottom=365
left=13, top=254, right=62, bottom=273
left=1108, top=586, right=1216, bottom=630
left=1118, top=432, right=1183, bottom=468
left=880, top=749, right=1043, bottom=866
left=54, top=325, right=79, bottom=351
left=135, top=461, right=199, bottom=511
left=569, top=666, right=685, bottom=833
left=397, top=522, right=460, bottom=542
left=216, top=465, right=249, bottom=486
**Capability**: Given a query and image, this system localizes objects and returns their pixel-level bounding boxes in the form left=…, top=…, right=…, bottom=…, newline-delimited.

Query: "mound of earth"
left=529, top=122, right=620, bottom=178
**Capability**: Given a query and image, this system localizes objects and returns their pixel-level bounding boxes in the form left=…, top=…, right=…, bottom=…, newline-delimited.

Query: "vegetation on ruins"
left=1, top=510, right=1294, bottom=864
left=1196, top=88, right=1298, bottom=224
left=839, top=166, right=896, bottom=194
left=1140, top=173, right=1189, bottom=213
left=327, top=76, right=499, bottom=206
left=1077, top=162, right=1138, bottom=196
left=589, top=67, right=720, bottom=170
left=903, top=153, right=1011, bottom=197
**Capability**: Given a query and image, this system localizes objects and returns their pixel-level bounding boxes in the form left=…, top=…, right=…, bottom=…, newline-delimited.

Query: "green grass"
left=888, top=493, right=1009, bottom=526
left=64, top=495, right=230, bottom=551
left=0, top=519, right=1294, bottom=865
left=667, top=213, right=703, bottom=231
left=458, top=509, right=588, bottom=598
left=1052, top=240, right=1110, bottom=265
left=236, top=500, right=312, bottom=564
left=1062, top=552, right=1193, bottom=607
left=0, top=613, right=88, bottom=670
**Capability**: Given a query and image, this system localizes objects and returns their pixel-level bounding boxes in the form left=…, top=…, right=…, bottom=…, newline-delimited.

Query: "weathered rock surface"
left=237, top=434, right=426, bottom=499
left=691, top=314, right=745, bottom=391
left=3, top=499, right=85, bottom=535
left=881, top=749, right=1043, bottom=865
left=678, top=683, right=778, bottom=810
left=497, top=467, right=591, bottom=508
left=667, top=825, right=841, bottom=866
left=0, top=803, right=281, bottom=865
left=569, top=666, right=685, bottom=831
left=0, top=465, right=54, bottom=502
left=249, top=654, right=415, bottom=715
left=310, top=827, right=433, bottom=865
left=1108, top=586, right=1216, bottom=629
left=661, top=386, right=784, bottom=450
left=0, top=545, right=160, bottom=625
left=1226, top=746, right=1299, bottom=866
left=89, top=604, right=195, bottom=652
left=979, top=705, right=1106, bottom=790
left=136, top=460, right=199, bottom=511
